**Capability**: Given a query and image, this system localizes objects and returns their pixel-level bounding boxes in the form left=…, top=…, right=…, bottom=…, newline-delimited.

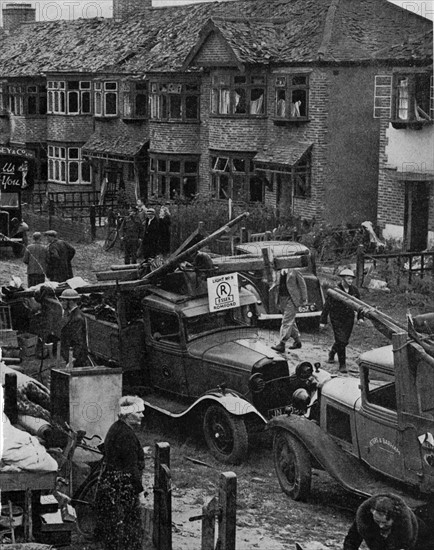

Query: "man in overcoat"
left=319, top=267, right=361, bottom=373
left=59, top=288, right=88, bottom=368
left=121, top=206, right=143, bottom=265
left=140, top=208, right=160, bottom=260
left=45, top=230, right=75, bottom=282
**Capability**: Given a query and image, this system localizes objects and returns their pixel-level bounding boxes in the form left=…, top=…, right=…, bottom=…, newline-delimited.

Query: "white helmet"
left=339, top=268, right=355, bottom=278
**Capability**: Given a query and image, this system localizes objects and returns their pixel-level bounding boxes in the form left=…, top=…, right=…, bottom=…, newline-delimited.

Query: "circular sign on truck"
left=207, top=272, right=240, bottom=312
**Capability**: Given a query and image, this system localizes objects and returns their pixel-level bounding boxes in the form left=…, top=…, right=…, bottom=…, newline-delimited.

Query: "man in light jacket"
left=23, top=231, right=48, bottom=287
left=272, top=261, right=308, bottom=354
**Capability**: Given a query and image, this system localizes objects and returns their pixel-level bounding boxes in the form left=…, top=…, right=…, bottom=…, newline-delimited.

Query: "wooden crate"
left=0, top=329, right=18, bottom=348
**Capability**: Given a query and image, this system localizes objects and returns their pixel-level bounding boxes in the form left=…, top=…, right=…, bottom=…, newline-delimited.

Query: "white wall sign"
left=207, top=272, right=240, bottom=312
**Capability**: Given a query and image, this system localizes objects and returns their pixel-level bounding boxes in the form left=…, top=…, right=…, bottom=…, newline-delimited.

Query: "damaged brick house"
left=374, top=30, right=434, bottom=250
left=0, top=0, right=431, bottom=228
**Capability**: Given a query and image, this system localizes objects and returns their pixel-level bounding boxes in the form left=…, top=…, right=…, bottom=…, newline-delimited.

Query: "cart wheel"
left=73, top=476, right=99, bottom=540
left=273, top=430, right=311, bottom=501
left=103, top=227, right=119, bottom=251
left=203, top=404, right=248, bottom=464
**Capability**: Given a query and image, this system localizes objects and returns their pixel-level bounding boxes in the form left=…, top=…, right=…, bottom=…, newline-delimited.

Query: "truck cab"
left=268, top=290, right=434, bottom=507
left=84, top=269, right=327, bottom=464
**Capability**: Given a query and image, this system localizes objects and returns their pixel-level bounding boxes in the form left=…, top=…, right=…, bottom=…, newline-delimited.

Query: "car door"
left=146, top=308, right=189, bottom=397
left=355, top=365, right=404, bottom=480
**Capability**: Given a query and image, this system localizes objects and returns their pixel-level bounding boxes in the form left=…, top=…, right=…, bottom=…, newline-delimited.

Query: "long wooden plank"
left=96, top=269, right=139, bottom=281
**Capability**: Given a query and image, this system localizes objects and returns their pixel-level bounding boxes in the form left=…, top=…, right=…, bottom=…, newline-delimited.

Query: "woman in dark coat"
left=95, top=396, right=146, bottom=550
left=344, top=493, right=433, bottom=550
left=159, top=205, right=171, bottom=256
left=319, top=267, right=361, bottom=373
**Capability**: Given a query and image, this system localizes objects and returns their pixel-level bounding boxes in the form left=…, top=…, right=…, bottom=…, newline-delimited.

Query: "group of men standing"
left=121, top=200, right=171, bottom=265
left=23, top=229, right=75, bottom=287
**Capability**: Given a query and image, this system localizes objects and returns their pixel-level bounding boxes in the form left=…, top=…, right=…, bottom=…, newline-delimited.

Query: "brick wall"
left=47, top=115, right=95, bottom=142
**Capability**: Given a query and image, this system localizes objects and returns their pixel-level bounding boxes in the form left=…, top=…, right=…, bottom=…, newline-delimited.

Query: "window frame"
left=392, top=71, right=433, bottom=128
left=93, top=81, right=118, bottom=118
left=273, top=73, right=310, bottom=122
left=48, top=145, right=92, bottom=185
left=210, top=153, right=264, bottom=203
left=149, top=154, right=199, bottom=200
left=47, top=80, right=91, bottom=115
left=122, top=80, right=148, bottom=119
left=149, top=80, right=200, bottom=122
left=211, top=73, right=266, bottom=117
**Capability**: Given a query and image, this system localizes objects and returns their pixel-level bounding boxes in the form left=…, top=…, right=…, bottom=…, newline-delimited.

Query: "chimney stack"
left=2, top=3, right=36, bottom=31
left=113, top=0, right=152, bottom=20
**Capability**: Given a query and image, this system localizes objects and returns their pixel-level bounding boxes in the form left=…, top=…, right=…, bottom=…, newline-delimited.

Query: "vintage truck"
left=0, top=147, right=31, bottom=256
left=213, top=240, right=324, bottom=328
left=78, top=215, right=330, bottom=464
left=268, top=288, right=434, bottom=510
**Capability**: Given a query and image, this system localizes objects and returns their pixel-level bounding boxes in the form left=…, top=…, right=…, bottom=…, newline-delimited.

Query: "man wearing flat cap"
left=45, top=230, right=76, bottom=282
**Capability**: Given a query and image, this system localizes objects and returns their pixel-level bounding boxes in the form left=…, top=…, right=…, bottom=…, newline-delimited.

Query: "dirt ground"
left=1, top=241, right=433, bottom=550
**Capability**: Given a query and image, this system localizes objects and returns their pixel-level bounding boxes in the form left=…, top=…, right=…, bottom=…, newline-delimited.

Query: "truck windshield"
left=364, top=368, right=397, bottom=411
left=185, top=308, right=250, bottom=340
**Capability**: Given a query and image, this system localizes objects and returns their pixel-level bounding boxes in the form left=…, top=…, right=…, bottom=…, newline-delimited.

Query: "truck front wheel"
left=273, top=431, right=311, bottom=501
left=203, top=405, right=248, bottom=465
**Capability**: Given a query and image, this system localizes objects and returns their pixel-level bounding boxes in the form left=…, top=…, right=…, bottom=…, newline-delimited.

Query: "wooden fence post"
left=355, top=245, right=364, bottom=288
left=89, top=204, right=96, bottom=241
left=48, top=199, right=54, bottom=229
left=153, top=442, right=172, bottom=550
left=240, top=226, right=248, bottom=244
left=217, top=472, right=236, bottom=550
left=200, top=496, right=218, bottom=550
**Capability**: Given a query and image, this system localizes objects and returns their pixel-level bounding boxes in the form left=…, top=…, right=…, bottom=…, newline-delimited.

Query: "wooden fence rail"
left=357, top=245, right=434, bottom=287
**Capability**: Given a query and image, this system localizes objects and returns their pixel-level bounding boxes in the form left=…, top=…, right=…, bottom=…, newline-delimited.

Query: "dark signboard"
left=0, top=146, right=35, bottom=192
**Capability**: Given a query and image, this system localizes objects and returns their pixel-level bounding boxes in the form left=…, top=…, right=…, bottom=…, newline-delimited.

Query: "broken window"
left=210, top=153, right=263, bottom=202
left=149, top=154, right=199, bottom=200
left=149, top=80, right=200, bottom=122
left=211, top=74, right=265, bottom=116
left=393, top=72, right=433, bottom=126
left=274, top=74, right=309, bottom=120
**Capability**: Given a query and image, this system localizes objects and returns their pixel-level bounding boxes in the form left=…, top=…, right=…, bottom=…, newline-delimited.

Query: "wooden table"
left=0, top=470, right=57, bottom=541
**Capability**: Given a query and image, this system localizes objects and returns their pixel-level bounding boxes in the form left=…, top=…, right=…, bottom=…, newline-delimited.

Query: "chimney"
left=113, top=0, right=152, bottom=20
left=2, top=3, right=36, bottom=31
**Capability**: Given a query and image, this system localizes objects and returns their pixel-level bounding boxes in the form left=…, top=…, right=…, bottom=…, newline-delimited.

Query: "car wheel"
left=273, top=430, right=311, bottom=501
left=203, top=404, right=248, bottom=465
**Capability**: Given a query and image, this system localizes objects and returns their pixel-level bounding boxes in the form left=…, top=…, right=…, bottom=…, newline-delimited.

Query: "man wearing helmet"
left=59, top=288, right=88, bottom=368
left=319, top=267, right=361, bottom=373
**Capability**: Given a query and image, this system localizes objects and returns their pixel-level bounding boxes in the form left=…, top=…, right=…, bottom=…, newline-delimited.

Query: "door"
left=356, top=366, right=404, bottom=481
left=404, top=181, right=430, bottom=251
left=275, top=171, right=293, bottom=218
left=147, top=309, right=189, bottom=396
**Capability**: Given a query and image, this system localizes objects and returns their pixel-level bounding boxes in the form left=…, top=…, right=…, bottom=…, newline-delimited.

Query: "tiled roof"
left=0, top=0, right=431, bottom=78
left=254, top=141, right=313, bottom=167
left=374, top=29, right=433, bottom=62
left=83, top=124, right=148, bottom=157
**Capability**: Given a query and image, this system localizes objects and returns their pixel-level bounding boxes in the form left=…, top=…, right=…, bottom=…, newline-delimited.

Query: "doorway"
left=404, top=181, right=430, bottom=251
